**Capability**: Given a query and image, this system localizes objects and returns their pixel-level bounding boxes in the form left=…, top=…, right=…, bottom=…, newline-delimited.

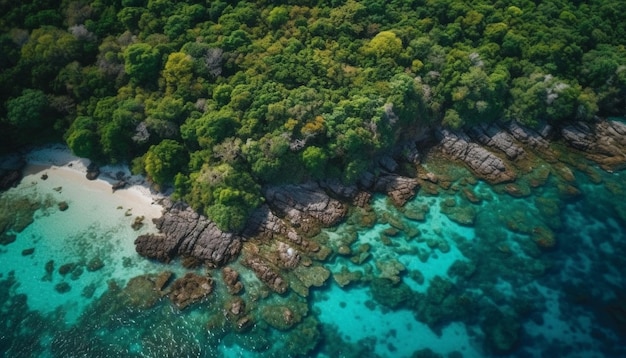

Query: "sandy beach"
left=0, top=145, right=169, bottom=322
left=22, top=144, right=165, bottom=221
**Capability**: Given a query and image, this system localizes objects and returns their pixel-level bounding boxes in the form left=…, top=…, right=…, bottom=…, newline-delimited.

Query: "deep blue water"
left=1, top=148, right=626, bottom=357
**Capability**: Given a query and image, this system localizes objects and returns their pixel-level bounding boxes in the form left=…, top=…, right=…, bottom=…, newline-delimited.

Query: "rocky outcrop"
left=222, top=266, right=243, bottom=294
left=243, top=205, right=319, bottom=252
left=168, top=272, right=214, bottom=310
left=467, top=123, right=525, bottom=160
left=562, top=119, right=626, bottom=170
left=437, top=129, right=516, bottom=183
left=505, top=121, right=551, bottom=150
left=242, top=254, right=288, bottom=294
left=134, top=200, right=242, bottom=267
left=85, top=162, right=100, bottom=180
left=263, top=182, right=348, bottom=233
left=373, top=173, right=419, bottom=207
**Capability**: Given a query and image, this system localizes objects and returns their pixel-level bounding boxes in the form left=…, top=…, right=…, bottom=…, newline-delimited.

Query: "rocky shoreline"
left=131, top=117, right=626, bottom=299
left=2, top=117, right=625, bottom=304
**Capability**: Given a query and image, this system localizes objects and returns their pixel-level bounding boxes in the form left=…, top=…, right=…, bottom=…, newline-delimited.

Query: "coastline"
left=0, top=144, right=169, bottom=322
left=21, top=144, right=165, bottom=220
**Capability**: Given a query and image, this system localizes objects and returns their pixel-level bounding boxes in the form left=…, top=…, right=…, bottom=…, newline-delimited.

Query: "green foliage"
left=267, top=6, right=289, bottom=29
left=3, top=0, right=626, bottom=230
left=144, top=139, right=187, bottom=186
left=123, top=43, right=160, bottom=85
left=66, top=116, right=100, bottom=159
left=185, top=163, right=262, bottom=232
left=301, top=146, right=327, bottom=179
left=5, top=89, right=49, bottom=129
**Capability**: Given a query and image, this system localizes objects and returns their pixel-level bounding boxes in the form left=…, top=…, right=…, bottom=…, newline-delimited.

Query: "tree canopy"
left=1, top=0, right=626, bottom=231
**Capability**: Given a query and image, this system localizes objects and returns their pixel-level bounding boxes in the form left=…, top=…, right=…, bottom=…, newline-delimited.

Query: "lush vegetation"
left=1, top=0, right=626, bottom=231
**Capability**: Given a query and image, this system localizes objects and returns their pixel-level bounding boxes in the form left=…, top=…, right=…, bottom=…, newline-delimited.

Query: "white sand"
left=23, top=144, right=165, bottom=217
left=0, top=145, right=171, bottom=323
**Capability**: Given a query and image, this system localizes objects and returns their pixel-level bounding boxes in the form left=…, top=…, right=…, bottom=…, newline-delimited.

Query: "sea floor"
left=1, top=146, right=626, bottom=357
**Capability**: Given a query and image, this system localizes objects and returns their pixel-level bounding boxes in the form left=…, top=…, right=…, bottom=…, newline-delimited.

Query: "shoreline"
left=20, top=144, right=165, bottom=220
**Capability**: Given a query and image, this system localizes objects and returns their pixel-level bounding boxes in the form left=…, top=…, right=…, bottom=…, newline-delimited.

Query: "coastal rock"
left=168, top=272, right=214, bottom=310
left=318, top=178, right=358, bottom=200
left=263, top=182, right=348, bottom=233
left=562, top=119, right=626, bottom=170
left=111, top=180, right=127, bottom=192
left=437, top=129, right=516, bottom=184
left=244, top=205, right=319, bottom=253
left=222, top=266, right=243, bottom=294
left=242, top=254, right=288, bottom=294
left=0, top=170, right=22, bottom=191
left=276, top=241, right=301, bottom=269
left=505, top=121, right=551, bottom=150
left=467, top=123, right=525, bottom=160
left=134, top=200, right=242, bottom=267
left=561, top=122, right=595, bottom=151
left=373, top=174, right=419, bottom=207
left=85, top=163, right=100, bottom=180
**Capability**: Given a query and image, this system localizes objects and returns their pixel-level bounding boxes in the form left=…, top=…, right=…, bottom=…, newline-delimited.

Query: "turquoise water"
left=2, top=149, right=626, bottom=357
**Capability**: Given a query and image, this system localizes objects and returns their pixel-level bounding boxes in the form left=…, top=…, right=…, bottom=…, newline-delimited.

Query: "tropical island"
left=1, top=0, right=626, bottom=357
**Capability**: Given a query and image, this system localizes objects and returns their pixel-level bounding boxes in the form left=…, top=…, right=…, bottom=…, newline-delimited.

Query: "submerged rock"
left=168, top=272, right=214, bottom=310
left=222, top=266, right=243, bottom=294
left=261, top=304, right=304, bottom=331
left=482, top=309, right=521, bottom=354
left=55, top=282, right=71, bottom=294
left=58, top=201, right=69, bottom=211
left=131, top=215, right=144, bottom=230
left=370, top=278, right=412, bottom=309
left=293, top=265, right=330, bottom=289
left=86, top=257, right=104, bottom=272
left=0, top=233, right=16, bottom=245
left=242, top=252, right=287, bottom=294
left=332, top=266, right=363, bottom=287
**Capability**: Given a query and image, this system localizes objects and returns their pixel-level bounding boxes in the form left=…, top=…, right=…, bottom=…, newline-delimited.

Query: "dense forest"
left=1, top=0, right=625, bottom=231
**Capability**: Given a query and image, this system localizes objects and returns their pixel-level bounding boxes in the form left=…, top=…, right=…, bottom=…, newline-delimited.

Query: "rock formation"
left=134, top=200, right=242, bottom=267
left=437, top=128, right=517, bottom=183
left=168, top=272, right=214, bottom=310
left=561, top=118, right=626, bottom=171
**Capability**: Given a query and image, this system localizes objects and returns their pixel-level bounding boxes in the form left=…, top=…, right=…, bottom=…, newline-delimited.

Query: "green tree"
left=144, top=139, right=187, bottom=186
left=66, top=116, right=100, bottom=159
left=162, top=52, right=194, bottom=95
left=123, top=43, right=160, bottom=85
left=6, top=89, right=50, bottom=129
left=363, top=31, right=403, bottom=59
left=301, top=146, right=327, bottom=179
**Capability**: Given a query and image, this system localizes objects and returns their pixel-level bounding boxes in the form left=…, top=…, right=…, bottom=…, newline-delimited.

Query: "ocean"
left=1, top=146, right=625, bottom=357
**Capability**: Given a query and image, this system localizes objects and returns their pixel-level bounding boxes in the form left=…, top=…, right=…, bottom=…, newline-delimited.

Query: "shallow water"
left=1, top=150, right=626, bottom=357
